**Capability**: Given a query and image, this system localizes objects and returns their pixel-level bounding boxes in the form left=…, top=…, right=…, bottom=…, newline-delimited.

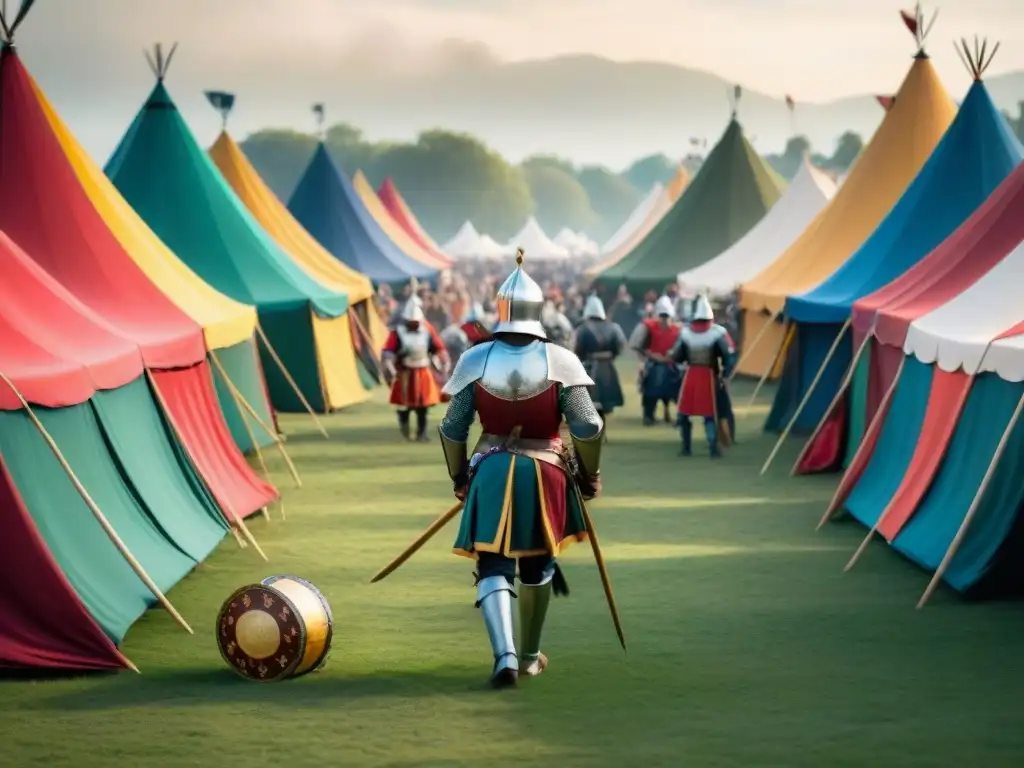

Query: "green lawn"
left=5, top=379, right=1024, bottom=767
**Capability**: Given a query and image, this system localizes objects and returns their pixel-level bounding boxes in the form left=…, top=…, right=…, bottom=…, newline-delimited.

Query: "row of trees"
left=241, top=123, right=873, bottom=244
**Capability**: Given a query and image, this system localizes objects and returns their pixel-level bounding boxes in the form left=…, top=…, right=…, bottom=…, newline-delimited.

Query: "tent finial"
left=312, top=103, right=325, bottom=141
left=145, top=42, right=179, bottom=81
left=205, top=91, right=236, bottom=131
left=954, top=36, right=999, bottom=82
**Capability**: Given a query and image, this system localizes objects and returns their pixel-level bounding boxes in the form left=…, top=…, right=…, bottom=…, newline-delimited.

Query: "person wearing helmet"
left=436, top=250, right=604, bottom=688
left=381, top=298, right=450, bottom=442
left=629, top=296, right=682, bottom=426
left=573, top=294, right=626, bottom=428
left=669, top=295, right=736, bottom=457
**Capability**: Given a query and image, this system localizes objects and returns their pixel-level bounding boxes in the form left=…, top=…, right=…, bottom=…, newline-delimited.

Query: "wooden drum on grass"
left=217, top=575, right=333, bottom=682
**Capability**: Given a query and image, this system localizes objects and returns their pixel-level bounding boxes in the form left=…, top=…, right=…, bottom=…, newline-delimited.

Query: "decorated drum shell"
left=216, top=574, right=333, bottom=682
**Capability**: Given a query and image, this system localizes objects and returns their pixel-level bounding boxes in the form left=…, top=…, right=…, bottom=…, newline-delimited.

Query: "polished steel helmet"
left=401, top=297, right=425, bottom=323
left=654, top=296, right=675, bottom=318
left=493, top=249, right=546, bottom=338
left=692, top=294, right=714, bottom=321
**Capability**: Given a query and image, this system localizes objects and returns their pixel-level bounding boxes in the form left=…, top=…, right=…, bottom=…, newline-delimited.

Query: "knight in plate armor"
left=572, top=295, right=626, bottom=423
left=438, top=250, right=604, bottom=688
left=629, top=296, right=682, bottom=426
left=381, top=299, right=450, bottom=442
left=441, top=302, right=492, bottom=369
left=669, top=295, right=736, bottom=458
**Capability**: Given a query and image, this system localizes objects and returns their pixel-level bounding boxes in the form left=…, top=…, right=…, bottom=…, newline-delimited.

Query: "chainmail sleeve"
left=560, top=384, right=602, bottom=440
left=439, top=384, right=476, bottom=442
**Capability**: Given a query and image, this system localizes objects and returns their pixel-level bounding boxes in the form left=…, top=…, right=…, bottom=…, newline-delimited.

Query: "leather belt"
left=473, top=432, right=567, bottom=470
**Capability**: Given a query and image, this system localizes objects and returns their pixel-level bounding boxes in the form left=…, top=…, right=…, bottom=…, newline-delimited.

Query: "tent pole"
left=349, top=308, right=384, bottom=378
left=255, top=321, right=330, bottom=439
left=0, top=372, right=194, bottom=635
left=817, top=355, right=906, bottom=530
left=210, top=351, right=301, bottom=490
left=143, top=369, right=268, bottom=561
left=761, top=317, right=852, bottom=475
left=790, top=329, right=873, bottom=476
left=747, top=321, right=791, bottom=407
left=917, top=390, right=1024, bottom=608
left=730, top=308, right=780, bottom=382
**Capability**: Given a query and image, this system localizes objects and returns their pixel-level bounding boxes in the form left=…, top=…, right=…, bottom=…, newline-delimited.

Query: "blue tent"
left=766, top=80, right=1023, bottom=434
left=288, top=144, right=437, bottom=286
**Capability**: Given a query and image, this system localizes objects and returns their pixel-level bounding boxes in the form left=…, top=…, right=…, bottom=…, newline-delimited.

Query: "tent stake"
left=761, top=317, right=852, bottom=475
left=731, top=308, right=781, bottom=382
left=790, top=329, right=873, bottom=476
left=210, top=351, right=301, bottom=489
left=0, top=371, right=193, bottom=635
left=917, top=390, right=1024, bottom=608
left=747, top=321, right=792, bottom=407
left=255, top=322, right=329, bottom=439
left=817, top=356, right=906, bottom=530
left=143, top=369, right=268, bottom=561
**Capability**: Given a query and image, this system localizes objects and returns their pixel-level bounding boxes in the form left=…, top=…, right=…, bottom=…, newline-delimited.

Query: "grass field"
left=5, top=378, right=1024, bottom=767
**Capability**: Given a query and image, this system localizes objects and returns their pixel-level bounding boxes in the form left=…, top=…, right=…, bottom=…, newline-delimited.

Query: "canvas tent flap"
left=35, top=78, right=257, bottom=351
left=0, top=459, right=128, bottom=670
left=288, top=143, right=437, bottom=285
left=208, top=131, right=375, bottom=305
left=741, top=56, right=957, bottom=316
left=786, top=80, right=1022, bottom=324
left=0, top=49, right=207, bottom=369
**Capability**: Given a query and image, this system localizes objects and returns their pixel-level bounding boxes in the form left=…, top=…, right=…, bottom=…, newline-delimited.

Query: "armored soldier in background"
left=381, top=300, right=450, bottom=442
left=573, top=295, right=626, bottom=425
left=438, top=251, right=604, bottom=688
left=669, top=295, right=736, bottom=458
left=440, top=302, right=491, bottom=369
left=630, top=296, right=682, bottom=426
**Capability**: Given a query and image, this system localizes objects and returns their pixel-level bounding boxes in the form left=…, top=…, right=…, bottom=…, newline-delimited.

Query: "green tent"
left=106, top=73, right=351, bottom=414
left=595, top=119, right=784, bottom=296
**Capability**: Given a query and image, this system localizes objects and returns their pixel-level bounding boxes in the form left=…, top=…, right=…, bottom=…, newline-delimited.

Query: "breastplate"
left=478, top=340, right=551, bottom=401
left=682, top=326, right=721, bottom=366
left=396, top=326, right=430, bottom=367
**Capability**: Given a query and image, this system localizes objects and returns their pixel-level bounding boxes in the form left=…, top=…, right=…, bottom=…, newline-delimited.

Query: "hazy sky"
left=11, top=0, right=1024, bottom=164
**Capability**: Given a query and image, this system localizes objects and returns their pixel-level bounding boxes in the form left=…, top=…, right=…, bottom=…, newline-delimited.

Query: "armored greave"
left=641, top=396, right=656, bottom=425
left=678, top=416, right=692, bottom=455
left=397, top=409, right=411, bottom=440
left=476, top=575, right=518, bottom=687
left=415, top=407, right=429, bottom=441
left=704, top=417, right=720, bottom=458
left=518, top=576, right=553, bottom=677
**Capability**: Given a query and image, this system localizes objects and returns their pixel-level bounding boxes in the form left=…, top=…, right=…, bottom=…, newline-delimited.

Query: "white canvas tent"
left=676, top=158, right=836, bottom=298
left=475, top=234, right=513, bottom=259
left=600, top=183, right=664, bottom=255
left=554, top=227, right=599, bottom=257
left=508, top=217, right=570, bottom=259
left=443, top=221, right=482, bottom=257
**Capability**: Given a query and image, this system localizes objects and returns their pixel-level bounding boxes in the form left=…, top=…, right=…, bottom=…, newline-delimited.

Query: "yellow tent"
left=736, top=55, right=956, bottom=376
left=209, top=131, right=389, bottom=374
left=585, top=165, right=690, bottom=278
left=352, top=170, right=452, bottom=271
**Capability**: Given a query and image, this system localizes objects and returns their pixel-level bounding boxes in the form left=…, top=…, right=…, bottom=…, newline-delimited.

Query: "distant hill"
left=270, top=54, right=1024, bottom=169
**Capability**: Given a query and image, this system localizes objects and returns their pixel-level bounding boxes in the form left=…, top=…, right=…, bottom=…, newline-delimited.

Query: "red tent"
left=0, top=45, right=275, bottom=521
left=0, top=229, right=141, bottom=671
left=796, top=162, right=1024, bottom=477
left=377, top=177, right=454, bottom=267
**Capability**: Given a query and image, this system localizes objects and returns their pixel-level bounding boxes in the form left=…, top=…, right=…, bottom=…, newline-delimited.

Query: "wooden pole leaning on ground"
left=254, top=322, right=329, bottom=439
left=730, top=308, right=781, bottom=383
left=843, top=342, right=993, bottom=572
left=209, top=351, right=302, bottom=489
left=348, top=308, right=384, bottom=379
left=917, top=390, right=1024, bottom=608
left=747, top=321, right=792, bottom=408
left=143, top=370, right=267, bottom=561
left=790, top=328, right=874, bottom=476
left=817, top=355, right=906, bottom=531
left=0, top=371, right=193, bottom=635
left=761, top=317, right=852, bottom=475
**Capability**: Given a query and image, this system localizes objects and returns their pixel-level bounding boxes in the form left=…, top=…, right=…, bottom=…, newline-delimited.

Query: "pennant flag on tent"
left=737, top=23, right=956, bottom=380
left=209, top=127, right=384, bottom=396
left=0, top=27, right=277, bottom=526
left=352, top=171, right=452, bottom=269
left=595, top=118, right=784, bottom=294
left=377, top=177, right=454, bottom=266
left=288, top=144, right=438, bottom=286
left=876, top=95, right=896, bottom=111
left=106, top=45, right=363, bottom=415
left=678, top=158, right=836, bottom=299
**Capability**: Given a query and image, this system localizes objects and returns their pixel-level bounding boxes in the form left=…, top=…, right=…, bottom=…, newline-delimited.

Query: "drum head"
left=261, top=575, right=334, bottom=674
left=216, top=584, right=307, bottom=682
